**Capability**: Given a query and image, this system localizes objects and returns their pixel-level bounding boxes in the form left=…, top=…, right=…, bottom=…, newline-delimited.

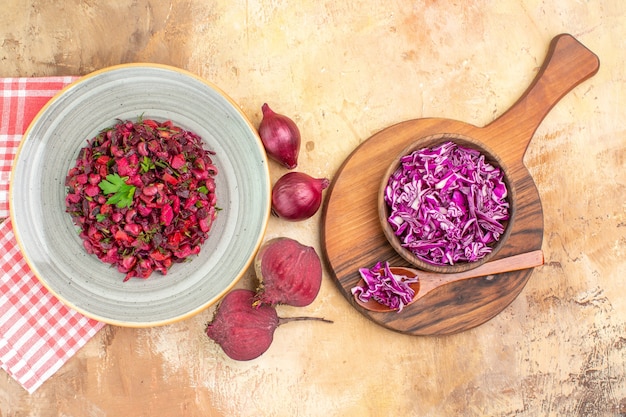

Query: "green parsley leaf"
left=99, top=174, right=125, bottom=193
left=154, top=160, right=169, bottom=169
left=140, top=155, right=155, bottom=173
left=98, top=173, right=136, bottom=209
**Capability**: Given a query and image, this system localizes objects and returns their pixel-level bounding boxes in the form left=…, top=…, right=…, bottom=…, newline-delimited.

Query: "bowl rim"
left=378, top=132, right=517, bottom=274
left=8, top=63, right=271, bottom=327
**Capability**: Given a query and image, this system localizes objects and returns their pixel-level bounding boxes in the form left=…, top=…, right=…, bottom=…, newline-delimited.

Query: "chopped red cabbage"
left=384, top=141, right=509, bottom=266
left=351, top=261, right=418, bottom=312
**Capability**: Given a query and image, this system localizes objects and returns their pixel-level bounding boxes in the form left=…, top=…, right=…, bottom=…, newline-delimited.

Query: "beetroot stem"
left=277, top=316, right=333, bottom=327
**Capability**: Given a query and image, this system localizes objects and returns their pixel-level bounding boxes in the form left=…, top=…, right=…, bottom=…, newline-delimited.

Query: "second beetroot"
left=206, top=289, right=332, bottom=361
left=254, top=237, right=322, bottom=307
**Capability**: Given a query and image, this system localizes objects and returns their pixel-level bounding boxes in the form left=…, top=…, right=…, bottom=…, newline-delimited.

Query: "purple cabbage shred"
left=352, top=261, right=418, bottom=312
left=384, top=141, right=509, bottom=266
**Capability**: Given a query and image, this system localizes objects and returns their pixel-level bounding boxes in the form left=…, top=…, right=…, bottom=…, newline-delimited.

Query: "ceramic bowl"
left=378, top=133, right=516, bottom=274
left=9, top=64, right=271, bottom=327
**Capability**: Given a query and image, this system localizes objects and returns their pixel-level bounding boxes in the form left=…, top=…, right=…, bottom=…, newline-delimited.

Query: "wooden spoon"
left=354, top=249, right=544, bottom=312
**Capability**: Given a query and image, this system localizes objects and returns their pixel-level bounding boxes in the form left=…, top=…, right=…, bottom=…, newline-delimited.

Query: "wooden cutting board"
left=321, top=34, right=600, bottom=335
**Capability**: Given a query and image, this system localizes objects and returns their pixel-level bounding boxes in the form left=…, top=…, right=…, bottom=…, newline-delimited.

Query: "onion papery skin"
left=271, top=172, right=329, bottom=221
left=258, top=103, right=301, bottom=169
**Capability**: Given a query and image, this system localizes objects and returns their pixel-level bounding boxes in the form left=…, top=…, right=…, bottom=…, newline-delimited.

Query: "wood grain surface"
left=321, top=34, right=600, bottom=335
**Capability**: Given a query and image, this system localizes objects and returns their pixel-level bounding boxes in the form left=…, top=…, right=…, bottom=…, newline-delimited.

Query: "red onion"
left=258, top=103, right=301, bottom=169
left=271, top=172, right=329, bottom=221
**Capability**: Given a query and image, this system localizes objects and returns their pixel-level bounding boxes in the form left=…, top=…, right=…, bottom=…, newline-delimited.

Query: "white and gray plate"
left=9, top=64, right=270, bottom=327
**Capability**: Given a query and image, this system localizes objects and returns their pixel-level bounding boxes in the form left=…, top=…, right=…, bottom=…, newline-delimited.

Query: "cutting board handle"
left=485, top=33, right=600, bottom=163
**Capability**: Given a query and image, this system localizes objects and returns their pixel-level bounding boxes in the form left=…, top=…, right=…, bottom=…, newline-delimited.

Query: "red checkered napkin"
left=0, top=77, right=105, bottom=394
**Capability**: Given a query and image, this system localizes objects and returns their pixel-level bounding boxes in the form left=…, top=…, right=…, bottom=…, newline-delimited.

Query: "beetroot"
left=206, top=289, right=332, bottom=361
left=254, top=237, right=322, bottom=307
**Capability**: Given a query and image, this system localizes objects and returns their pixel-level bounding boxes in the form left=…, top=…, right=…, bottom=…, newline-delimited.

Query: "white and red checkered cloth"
left=0, top=77, right=105, bottom=394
